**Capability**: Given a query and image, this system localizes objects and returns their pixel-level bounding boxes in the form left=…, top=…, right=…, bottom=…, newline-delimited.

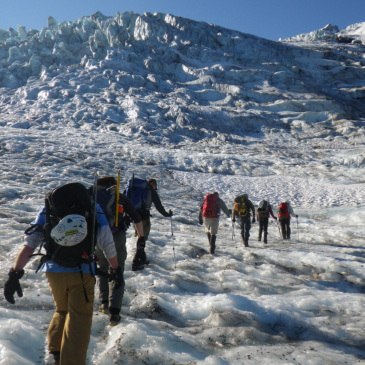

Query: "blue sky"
left=1, top=0, right=364, bottom=41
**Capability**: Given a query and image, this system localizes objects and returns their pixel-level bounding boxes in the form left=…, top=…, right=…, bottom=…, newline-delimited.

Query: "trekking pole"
left=276, top=220, right=283, bottom=240
left=91, top=171, right=98, bottom=247
left=231, top=221, right=236, bottom=243
left=171, top=216, right=176, bottom=270
left=231, top=220, right=237, bottom=249
left=296, top=216, right=299, bottom=241
left=115, top=169, right=121, bottom=227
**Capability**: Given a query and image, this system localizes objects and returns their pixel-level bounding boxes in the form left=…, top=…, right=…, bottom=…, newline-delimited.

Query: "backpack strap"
left=27, top=199, right=53, bottom=273
left=78, top=264, right=90, bottom=303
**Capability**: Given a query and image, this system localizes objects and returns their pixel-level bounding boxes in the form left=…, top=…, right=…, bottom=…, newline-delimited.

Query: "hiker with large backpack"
left=125, top=177, right=172, bottom=271
left=256, top=199, right=277, bottom=244
left=232, top=193, right=255, bottom=247
left=277, top=200, right=298, bottom=240
left=3, top=182, right=119, bottom=365
left=88, top=176, right=145, bottom=326
left=199, top=192, right=231, bottom=254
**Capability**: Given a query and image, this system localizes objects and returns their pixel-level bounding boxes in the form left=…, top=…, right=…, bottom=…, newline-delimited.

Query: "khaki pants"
left=134, top=217, right=151, bottom=240
left=203, top=217, right=219, bottom=235
left=46, top=272, right=96, bottom=365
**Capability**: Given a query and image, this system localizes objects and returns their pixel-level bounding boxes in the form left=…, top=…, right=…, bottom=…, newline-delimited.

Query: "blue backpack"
left=125, top=177, right=152, bottom=212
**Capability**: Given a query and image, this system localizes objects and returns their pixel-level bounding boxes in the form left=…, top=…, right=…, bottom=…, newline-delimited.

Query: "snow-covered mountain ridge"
left=282, top=22, right=365, bottom=45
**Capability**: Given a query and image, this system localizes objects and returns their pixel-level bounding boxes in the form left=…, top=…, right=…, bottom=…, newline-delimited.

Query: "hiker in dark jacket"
left=132, top=178, right=172, bottom=270
left=90, top=176, right=145, bottom=326
left=232, top=193, right=255, bottom=247
left=256, top=199, right=277, bottom=244
left=4, top=182, right=119, bottom=365
left=199, top=192, right=231, bottom=254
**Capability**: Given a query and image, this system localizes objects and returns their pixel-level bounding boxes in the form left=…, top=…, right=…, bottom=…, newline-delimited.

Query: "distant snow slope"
left=173, top=171, right=365, bottom=207
left=282, top=22, right=365, bottom=45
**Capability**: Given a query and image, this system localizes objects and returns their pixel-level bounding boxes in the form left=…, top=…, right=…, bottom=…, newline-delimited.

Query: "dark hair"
left=97, top=176, right=116, bottom=187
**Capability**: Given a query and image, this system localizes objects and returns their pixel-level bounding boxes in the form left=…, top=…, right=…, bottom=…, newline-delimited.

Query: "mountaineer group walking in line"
left=3, top=172, right=299, bottom=365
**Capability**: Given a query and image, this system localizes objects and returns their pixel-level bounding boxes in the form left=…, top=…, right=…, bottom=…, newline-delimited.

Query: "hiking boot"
left=132, top=252, right=145, bottom=271
left=140, top=251, right=150, bottom=265
left=99, top=301, right=109, bottom=314
left=264, top=232, right=268, bottom=244
left=109, top=313, right=121, bottom=326
left=51, top=352, right=60, bottom=365
left=132, top=262, right=144, bottom=271
left=209, top=235, right=216, bottom=254
left=257, top=232, right=262, bottom=241
left=207, top=232, right=211, bottom=244
left=244, top=239, right=249, bottom=247
left=109, top=308, right=121, bottom=326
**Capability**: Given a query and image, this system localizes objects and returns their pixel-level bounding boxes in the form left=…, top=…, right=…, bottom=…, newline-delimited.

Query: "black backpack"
left=87, top=184, right=128, bottom=230
left=28, top=182, right=96, bottom=269
left=27, top=182, right=98, bottom=303
left=46, top=182, right=95, bottom=268
left=257, top=200, right=269, bottom=218
left=234, top=195, right=249, bottom=217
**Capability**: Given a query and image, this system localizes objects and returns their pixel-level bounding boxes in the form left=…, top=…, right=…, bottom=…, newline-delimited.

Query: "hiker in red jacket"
left=277, top=200, right=298, bottom=239
left=199, top=192, right=231, bottom=254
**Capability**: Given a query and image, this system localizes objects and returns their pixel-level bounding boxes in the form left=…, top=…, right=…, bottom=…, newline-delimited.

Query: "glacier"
left=0, top=11, right=364, bottom=365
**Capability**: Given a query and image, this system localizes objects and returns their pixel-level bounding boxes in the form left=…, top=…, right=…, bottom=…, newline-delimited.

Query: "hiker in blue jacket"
left=3, top=183, right=119, bottom=365
left=132, top=178, right=173, bottom=271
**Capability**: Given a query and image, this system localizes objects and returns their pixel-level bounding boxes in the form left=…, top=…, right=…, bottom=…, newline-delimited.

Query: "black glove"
left=296, top=215, right=298, bottom=218
left=232, top=218, right=235, bottom=223
left=252, top=218, right=256, bottom=224
left=108, top=266, right=124, bottom=290
left=199, top=216, right=203, bottom=225
left=123, top=214, right=131, bottom=229
left=137, top=236, right=146, bottom=249
left=168, top=210, right=173, bottom=217
left=4, top=268, right=24, bottom=304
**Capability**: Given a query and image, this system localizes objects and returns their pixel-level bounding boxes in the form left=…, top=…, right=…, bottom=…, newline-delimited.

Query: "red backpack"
left=278, top=202, right=290, bottom=219
left=202, top=194, right=219, bottom=218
